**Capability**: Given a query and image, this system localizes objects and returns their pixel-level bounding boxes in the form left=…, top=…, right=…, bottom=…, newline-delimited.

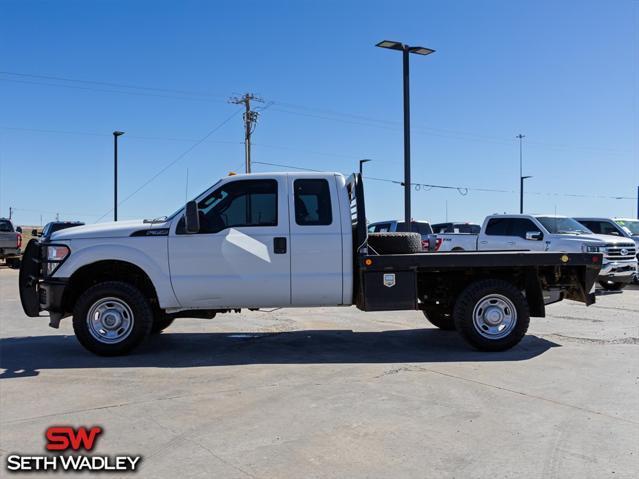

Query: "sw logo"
left=5, top=426, right=142, bottom=473
left=46, top=426, right=102, bottom=451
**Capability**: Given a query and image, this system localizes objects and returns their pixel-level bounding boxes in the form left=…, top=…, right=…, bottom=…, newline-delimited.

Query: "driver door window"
left=182, top=179, right=278, bottom=234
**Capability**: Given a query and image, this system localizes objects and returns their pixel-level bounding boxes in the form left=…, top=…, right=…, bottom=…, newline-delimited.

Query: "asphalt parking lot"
left=0, top=267, right=637, bottom=478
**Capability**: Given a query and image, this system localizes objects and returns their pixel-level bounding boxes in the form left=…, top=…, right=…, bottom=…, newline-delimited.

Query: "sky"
left=0, top=0, right=638, bottom=227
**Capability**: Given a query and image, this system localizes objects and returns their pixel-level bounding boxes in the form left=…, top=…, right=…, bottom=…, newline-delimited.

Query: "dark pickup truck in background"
left=0, top=218, right=21, bottom=268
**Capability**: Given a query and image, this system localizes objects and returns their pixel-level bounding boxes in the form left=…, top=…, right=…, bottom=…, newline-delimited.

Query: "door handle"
left=273, top=237, right=287, bottom=254
left=507, top=241, right=515, bottom=245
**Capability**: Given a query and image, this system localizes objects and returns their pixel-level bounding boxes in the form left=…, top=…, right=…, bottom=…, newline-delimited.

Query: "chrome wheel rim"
left=86, top=297, right=134, bottom=344
left=472, top=294, right=517, bottom=339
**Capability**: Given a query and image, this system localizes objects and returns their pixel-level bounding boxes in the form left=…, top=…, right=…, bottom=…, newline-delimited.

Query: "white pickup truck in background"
left=432, top=222, right=481, bottom=252
left=19, top=173, right=602, bottom=356
left=440, top=214, right=637, bottom=290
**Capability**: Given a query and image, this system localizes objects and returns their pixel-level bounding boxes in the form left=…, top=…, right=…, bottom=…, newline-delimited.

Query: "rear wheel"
left=598, top=281, right=626, bottom=291
left=73, top=281, right=153, bottom=356
left=423, top=310, right=455, bottom=330
left=453, top=279, right=530, bottom=351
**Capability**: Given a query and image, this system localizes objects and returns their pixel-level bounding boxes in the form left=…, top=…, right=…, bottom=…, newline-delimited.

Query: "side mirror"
left=31, top=229, right=38, bottom=236
left=184, top=200, right=200, bottom=234
left=525, top=231, right=543, bottom=241
left=16, top=226, right=22, bottom=233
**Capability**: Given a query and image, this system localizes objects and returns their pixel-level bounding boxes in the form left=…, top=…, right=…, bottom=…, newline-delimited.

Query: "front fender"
left=53, top=240, right=180, bottom=308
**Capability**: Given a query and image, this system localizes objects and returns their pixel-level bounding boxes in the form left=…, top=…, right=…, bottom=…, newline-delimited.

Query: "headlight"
left=45, top=245, right=70, bottom=275
left=581, top=243, right=601, bottom=253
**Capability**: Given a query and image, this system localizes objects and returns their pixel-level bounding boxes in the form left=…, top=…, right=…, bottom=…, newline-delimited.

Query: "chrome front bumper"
left=599, top=260, right=638, bottom=283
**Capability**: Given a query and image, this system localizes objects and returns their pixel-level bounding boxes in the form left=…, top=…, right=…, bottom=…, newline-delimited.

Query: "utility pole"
left=229, top=93, right=263, bottom=173
left=8, top=206, right=12, bottom=220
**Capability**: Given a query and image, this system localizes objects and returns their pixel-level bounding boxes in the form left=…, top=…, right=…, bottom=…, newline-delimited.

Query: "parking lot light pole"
left=359, top=159, right=372, bottom=176
left=113, top=131, right=125, bottom=221
left=376, top=40, right=434, bottom=225
left=520, top=176, right=532, bottom=213
left=517, top=133, right=527, bottom=214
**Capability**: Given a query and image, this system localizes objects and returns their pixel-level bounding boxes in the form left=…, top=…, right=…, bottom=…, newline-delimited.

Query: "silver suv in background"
left=574, top=217, right=639, bottom=282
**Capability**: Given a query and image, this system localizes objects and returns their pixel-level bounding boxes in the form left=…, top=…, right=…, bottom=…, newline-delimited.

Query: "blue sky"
left=1, top=0, right=637, bottom=226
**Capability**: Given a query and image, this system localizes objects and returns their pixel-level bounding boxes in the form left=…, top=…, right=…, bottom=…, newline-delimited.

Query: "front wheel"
left=453, top=279, right=530, bottom=351
left=73, top=281, right=153, bottom=356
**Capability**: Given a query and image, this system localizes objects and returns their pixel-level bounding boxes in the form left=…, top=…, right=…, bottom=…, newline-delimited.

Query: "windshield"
left=615, top=219, right=639, bottom=235
left=164, top=179, right=223, bottom=222
left=0, top=220, right=13, bottom=232
left=536, top=216, right=592, bottom=235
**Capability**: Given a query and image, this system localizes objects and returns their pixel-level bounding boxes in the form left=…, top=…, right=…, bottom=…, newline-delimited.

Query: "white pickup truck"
left=20, top=173, right=602, bottom=356
left=440, top=214, right=637, bottom=290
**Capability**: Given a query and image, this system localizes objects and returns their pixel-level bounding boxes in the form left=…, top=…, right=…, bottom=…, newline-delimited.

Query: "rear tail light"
left=422, top=238, right=443, bottom=252
left=16, top=233, right=22, bottom=249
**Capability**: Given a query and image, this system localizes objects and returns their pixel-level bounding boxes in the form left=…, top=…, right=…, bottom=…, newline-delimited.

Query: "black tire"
left=6, top=257, right=21, bottom=269
left=72, top=281, right=153, bottom=356
left=151, top=314, right=175, bottom=334
left=598, top=281, right=626, bottom=291
left=367, top=232, right=422, bottom=254
left=453, top=279, right=530, bottom=352
left=423, top=310, right=455, bottom=330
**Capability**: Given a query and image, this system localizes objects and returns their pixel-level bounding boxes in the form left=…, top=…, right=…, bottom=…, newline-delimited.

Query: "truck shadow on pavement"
left=0, top=329, right=560, bottom=379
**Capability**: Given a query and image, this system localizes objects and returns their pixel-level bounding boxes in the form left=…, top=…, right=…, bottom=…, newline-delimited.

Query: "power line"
left=0, top=71, right=224, bottom=98
left=252, top=142, right=362, bottom=160
left=253, top=160, right=637, bottom=200
left=94, top=109, right=242, bottom=222
left=252, top=161, right=323, bottom=172
left=0, top=78, right=226, bottom=103
left=0, top=125, right=231, bottom=143
left=1, top=70, right=632, bottom=155
left=269, top=103, right=633, bottom=154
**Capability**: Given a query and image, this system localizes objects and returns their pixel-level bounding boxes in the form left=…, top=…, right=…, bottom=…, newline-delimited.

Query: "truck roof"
left=225, top=171, right=345, bottom=180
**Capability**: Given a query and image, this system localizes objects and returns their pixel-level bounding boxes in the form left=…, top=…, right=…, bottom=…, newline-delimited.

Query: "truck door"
left=480, top=218, right=545, bottom=251
left=288, top=175, right=343, bottom=305
left=168, top=177, right=291, bottom=308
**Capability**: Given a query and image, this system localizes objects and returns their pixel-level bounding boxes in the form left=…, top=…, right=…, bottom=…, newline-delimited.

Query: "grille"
left=604, top=244, right=637, bottom=260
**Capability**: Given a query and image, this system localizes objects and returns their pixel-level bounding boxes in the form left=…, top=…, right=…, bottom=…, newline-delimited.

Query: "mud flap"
left=19, top=239, right=41, bottom=317
left=564, top=265, right=599, bottom=306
